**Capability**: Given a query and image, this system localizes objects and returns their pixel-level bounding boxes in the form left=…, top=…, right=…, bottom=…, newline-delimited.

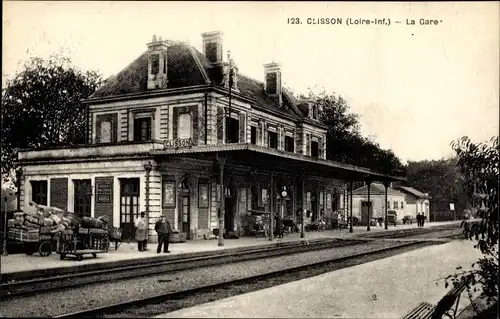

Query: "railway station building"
left=17, top=31, right=404, bottom=243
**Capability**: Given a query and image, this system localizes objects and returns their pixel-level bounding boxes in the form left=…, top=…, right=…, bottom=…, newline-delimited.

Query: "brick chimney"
left=147, top=34, right=168, bottom=90
left=264, top=62, right=282, bottom=104
left=202, top=31, right=224, bottom=64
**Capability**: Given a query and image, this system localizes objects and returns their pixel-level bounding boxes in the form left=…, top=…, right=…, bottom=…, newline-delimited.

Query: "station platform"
left=156, top=240, right=482, bottom=318
left=0, top=220, right=464, bottom=276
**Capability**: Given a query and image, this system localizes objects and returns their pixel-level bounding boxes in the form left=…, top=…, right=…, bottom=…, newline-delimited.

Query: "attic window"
left=205, top=43, right=218, bottom=63
left=311, top=105, right=318, bottom=119
left=266, top=72, right=277, bottom=95
left=151, top=54, right=160, bottom=74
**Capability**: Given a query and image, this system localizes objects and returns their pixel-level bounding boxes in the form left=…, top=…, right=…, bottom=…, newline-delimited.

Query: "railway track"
left=0, top=238, right=366, bottom=298
left=52, top=239, right=445, bottom=318
left=357, top=224, right=460, bottom=239
left=1, top=225, right=462, bottom=299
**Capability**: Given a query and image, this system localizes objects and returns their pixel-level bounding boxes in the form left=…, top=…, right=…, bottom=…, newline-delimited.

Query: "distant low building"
left=351, top=183, right=407, bottom=225
left=394, top=186, right=430, bottom=219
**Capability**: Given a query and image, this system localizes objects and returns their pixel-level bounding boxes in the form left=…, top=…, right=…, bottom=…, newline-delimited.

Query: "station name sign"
left=164, top=138, right=193, bottom=149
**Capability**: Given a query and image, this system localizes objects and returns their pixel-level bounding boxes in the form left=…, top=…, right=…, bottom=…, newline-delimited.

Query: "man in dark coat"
left=155, top=215, right=172, bottom=253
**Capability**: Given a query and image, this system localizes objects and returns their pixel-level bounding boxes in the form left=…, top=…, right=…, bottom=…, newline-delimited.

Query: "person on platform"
left=416, top=213, right=422, bottom=227
left=155, top=215, right=172, bottom=253
left=134, top=211, right=148, bottom=251
left=275, top=213, right=283, bottom=239
left=421, top=213, right=425, bottom=227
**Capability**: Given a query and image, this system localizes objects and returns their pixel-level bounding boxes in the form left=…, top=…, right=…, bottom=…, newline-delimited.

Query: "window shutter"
left=239, top=113, right=246, bottom=143
left=263, top=123, right=268, bottom=146
left=96, top=114, right=117, bottom=143
left=306, top=134, right=311, bottom=156
left=217, top=106, right=224, bottom=144
left=257, top=122, right=262, bottom=145
left=318, top=137, right=323, bottom=158
left=96, top=116, right=102, bottom=143
left=280, top=127, right=285, bottom=150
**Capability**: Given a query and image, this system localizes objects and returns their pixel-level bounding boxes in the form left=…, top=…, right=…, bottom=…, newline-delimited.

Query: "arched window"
left=178, top=113, right=192, bottom=139
left=100, top=121, right=112, bottom=143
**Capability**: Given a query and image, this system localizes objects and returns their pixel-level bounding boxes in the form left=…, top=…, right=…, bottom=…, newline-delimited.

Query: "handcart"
left=56, top=227, right=109, bottom=261
left=108, top=227, right=123, bottom=250
left=8, top=228, right=55, bottom=257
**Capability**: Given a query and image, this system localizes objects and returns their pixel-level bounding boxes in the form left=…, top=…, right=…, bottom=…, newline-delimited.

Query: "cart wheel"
left=92, top=253, right=97, bottom=258
left=38, top=241, right=52, bottom=257
left=76, top=254, right=83, bottom=261
left=60, top=253, right=66, bottom=260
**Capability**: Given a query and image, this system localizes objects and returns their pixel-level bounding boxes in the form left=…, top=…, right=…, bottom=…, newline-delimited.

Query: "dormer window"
left=205, top=42, right=218, bottom=63
left=266, top=73, right=277, bottom=95
left=263, top=62, right=282, bottom=104
left=151, top=54, right=160, bottom=74
left=202, top=31, right=224, bottom=64
left=147, top=35, right=168, bottom=90
left=312, top=105, right=318, bottom=119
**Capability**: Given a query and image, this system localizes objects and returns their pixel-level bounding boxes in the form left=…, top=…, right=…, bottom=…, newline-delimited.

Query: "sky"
left=2, top=1, right=499, bottom=163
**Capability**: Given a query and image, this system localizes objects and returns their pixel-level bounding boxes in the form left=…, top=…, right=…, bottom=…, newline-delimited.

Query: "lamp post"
left=3, top=192, right=12, bottom=257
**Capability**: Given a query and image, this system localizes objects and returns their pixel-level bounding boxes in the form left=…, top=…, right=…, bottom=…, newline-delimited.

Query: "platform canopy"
left=150, top=143, right=406, bottom=184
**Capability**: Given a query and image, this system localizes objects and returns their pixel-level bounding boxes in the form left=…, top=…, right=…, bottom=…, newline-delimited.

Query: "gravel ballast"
left=1, top=240, right=414, bottom=317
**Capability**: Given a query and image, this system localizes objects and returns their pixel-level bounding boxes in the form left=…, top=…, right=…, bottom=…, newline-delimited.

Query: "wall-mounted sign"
left=96, top=183, right=112, bottom=203
left=164, top=138, right=193, bottom=149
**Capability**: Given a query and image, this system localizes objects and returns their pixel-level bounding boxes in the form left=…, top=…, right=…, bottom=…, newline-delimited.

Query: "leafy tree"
left=1, top=54, right=102, bottom=183
left=445, top=136, right=499, bottom=316
left=406, top=158, right=469, bottom=216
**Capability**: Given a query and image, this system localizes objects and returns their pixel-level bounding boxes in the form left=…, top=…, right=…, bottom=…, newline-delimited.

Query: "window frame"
left=31, top=180, right=48, bottom=206
left=311, top=140, right=319, bottom=158
left=250, top=126, right=257, bottom=145
left=225, top=116, right=240, bottom=144
left=268, top=130, right=278, bottom=149
left=285, top=135, right=294, bottom=152
left=130, top=108, right=155, bottom=142
left=393, top=201, right=399, bottom=209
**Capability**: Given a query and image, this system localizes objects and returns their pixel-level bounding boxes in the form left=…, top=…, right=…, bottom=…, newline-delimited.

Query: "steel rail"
left=52, top=240, right=444, bottom=319
left=0, top=238, right=365, bottom=298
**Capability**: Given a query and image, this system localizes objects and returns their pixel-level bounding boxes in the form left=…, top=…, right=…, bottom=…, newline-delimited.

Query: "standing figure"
left=275, top=213, right=283, bottom=239
left=421, top=213, right=425, bottom=227
left=416, top=213, right=421, bottom=227
left=155, top=215, right=172, bottom=253
left=134, top=211, right=148, bottom=251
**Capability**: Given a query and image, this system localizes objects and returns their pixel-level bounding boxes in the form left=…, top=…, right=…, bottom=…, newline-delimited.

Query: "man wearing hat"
left=134, top=211, right=148, bottom=251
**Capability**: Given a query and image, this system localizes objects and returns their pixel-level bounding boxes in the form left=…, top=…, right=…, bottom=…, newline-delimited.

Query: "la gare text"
left=287, top=17, right=442, bottom=26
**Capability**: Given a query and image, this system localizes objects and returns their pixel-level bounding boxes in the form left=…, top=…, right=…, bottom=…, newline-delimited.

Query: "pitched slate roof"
left=352, top=183, right=406, bottom=196
left=396, top=186, right=430, bottom=199
left=88, top=41, right=308, bottom=120
left=90, top=43, right=207, bottom=99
